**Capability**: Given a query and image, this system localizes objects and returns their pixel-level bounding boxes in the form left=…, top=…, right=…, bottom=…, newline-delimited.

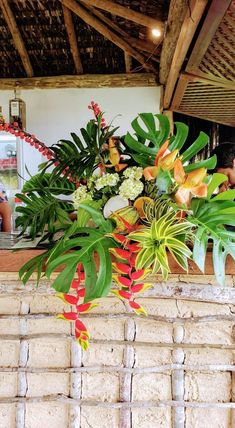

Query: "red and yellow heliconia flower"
left=143, top=140, right=178, bottom=181
left=129, top=301, right=147, bottom=316
left=174, top=159, right=208, bottom=207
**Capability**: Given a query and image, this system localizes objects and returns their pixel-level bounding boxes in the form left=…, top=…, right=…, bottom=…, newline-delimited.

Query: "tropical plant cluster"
left=10, top=101, right=235, bottom=349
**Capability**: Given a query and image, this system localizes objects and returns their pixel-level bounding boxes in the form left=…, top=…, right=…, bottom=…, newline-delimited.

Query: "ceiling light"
left=152, top=28, right=161, bottom=38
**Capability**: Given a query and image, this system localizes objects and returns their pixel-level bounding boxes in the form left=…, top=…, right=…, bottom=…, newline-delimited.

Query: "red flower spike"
left=111, top=289, right=132, bottom=300
left=75, top=319, right=90, bottom=337
left=56, top=292, right=78, bottom=305
left=131, top=283, right=152, bottom=293
left=57, top=312, right=77, bottom=321
left=79, top=337, right=89, bottom=351
left=131, top=269, right=151, bottom=281
left=129, top=300, right=147, bottom=316
left=112, top=262, right=131, bottom=275
left=112, top=275, right=132, bottom=288
left=77, top=302, right=98, bottom=313
left=112, top=234, right=127, bottom=244
left=77, top=288, right=86, bottom=298
left=125, top=242, right=141, bottom=252
left=109, top=248, right=131, bottom=261
left=129, top=254, right=137, bottom=268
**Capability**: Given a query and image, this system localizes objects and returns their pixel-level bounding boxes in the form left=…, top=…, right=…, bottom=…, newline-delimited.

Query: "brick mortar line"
left=0, top=313, right=234, bottom=322
left=1, top=364, right=235, bottom=373
left=0, top=335, right=234, bottom=349
left=0, top=396, right=234, bottom=409
left=172, top=324, right=185, bottom=428
left=16, top=301, right=29, bottom=428
left=69, top=339, right=82, bottom=428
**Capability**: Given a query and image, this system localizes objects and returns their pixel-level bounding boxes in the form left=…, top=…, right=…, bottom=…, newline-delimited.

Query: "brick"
left=185, top=408, right=231, bottom=428
left=0, top=404, right=16, bottom=428
left=27, top=317, right=71, bottom=334
left=90, top=297, right=125, bottom=314
left=27, top=339, right=70, bottom=368
left=132, top=373, right=171, bottom=401
left=82, top=318, right=125, bottom=341
left=26, top=373, right=70, bottom=397
left=25, top=402, right=69, bottom=428
left=0, top=340, right=20, bottom=367
left=179, top=274, right=233, bottom=286
left=81, top=407, right=120, bottom=428
left=0, top=296, right=20, bottom=314
left=134, top=346, right=172, bottom=367
left=177, top=300, right=232, bottom=317
left=135, top=320, right=173, bottom=343
left=0, top=373, right=18, bottom=397
left=29, top=295, right=67, bottom=314
left=82, top=344, right=124, bottom=367
left=0, top=319, right=20, bottom=335
left=82, top=373, right=119, bottom=402
left=136, top=298, right=178, bottom=317
left=132, top=407, right=172, bottom=428
left=184, top=372, right=231, bottom=402
left=184, top=349, right=234, bottom=365
left=184, top=321, right=234, bottom=345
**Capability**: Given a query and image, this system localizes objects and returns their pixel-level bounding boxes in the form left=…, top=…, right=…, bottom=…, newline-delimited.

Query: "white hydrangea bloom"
left=119, top=178, right=144, bottom=200
left=95, top=173, right=119, bottom=190
left=123, top=166, right=143, bottom=180
left=72, top=185, right=93, bottom=209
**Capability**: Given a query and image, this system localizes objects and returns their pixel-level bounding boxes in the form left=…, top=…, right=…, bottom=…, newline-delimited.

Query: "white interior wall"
left=0, top=86, right=161, bottom=181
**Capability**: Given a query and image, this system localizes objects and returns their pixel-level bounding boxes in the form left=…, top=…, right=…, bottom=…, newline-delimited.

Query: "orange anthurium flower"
left=143, top=140, right=178, bottom=181
left=105, top=137, right=128, bottom=172
left=174, top=159, right=207, bottom=207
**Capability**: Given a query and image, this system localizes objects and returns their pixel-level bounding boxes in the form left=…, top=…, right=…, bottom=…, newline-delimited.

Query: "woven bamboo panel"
left=171, top=74, right=235, bottom=127
left=186, top=0, right=235, bottom=85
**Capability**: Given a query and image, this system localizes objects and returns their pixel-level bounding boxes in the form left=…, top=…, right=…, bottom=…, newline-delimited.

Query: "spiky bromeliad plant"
left=11, top=102, right=235, bottom=349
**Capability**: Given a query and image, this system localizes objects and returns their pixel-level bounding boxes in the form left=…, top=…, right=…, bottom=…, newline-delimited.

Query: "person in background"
left=0, top=183, right=11, bottom=232
left=211, top=142, right=235, bottom=192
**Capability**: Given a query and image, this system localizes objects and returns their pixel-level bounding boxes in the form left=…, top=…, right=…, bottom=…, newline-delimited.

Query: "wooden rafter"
left=0, top=0, right=33, bottom=77
left=164, top=0, right=208, bottom=109
left=81, top=1, right=159, bottom=59
left=0, top=74, right=158, bottom=90
left=159, top=0, right=188, bottom=85
left=124, top=53, right=132, bottom=73
left=60, top=0, right=155, bottom=72
left=80, top=0, right=164, bottom=33
left=62, top=4, right=83, bottom=74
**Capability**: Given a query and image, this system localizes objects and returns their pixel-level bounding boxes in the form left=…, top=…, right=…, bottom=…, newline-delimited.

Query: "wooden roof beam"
left=60, top=0, right=155, bottom=72
left=164, top=0, right=208, bottom=109
left=0, top=0, right=33, bottom=77
left=62, top=4, right=83, bottom=74
left=159, top=0, right=188, bottom=85
left=0, top=74, right=158, bottom=90
left=81, top=1, right=159, bottom=59
left=81, top=0, right=164, bottom=33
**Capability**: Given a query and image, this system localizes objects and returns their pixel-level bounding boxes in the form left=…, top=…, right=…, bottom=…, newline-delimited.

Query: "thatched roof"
left=0, top=0, right=235, bottom=127
left=0, top=0, right=169, bottom=78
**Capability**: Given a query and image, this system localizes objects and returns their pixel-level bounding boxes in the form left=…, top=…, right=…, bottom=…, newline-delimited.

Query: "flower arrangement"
left=4, top=102, right=235, bottom=349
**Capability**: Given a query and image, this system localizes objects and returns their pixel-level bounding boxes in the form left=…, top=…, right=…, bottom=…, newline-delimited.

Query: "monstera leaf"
left=45, top=204, right=116, bottom=302
left=124, top=113, right=216, bottom=171
left=189, top=174, right=235, bottom=285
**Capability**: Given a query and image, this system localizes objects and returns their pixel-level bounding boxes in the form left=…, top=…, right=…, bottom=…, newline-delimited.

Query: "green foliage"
left=39, top=121, right=119, bottom=181
left=189, top=179, right=235, bottom=285
left=15, top=192, right=73, bottom=239
left=128, top=211, right=192, bottom=279
left=19, top=204, right=117, bottom=302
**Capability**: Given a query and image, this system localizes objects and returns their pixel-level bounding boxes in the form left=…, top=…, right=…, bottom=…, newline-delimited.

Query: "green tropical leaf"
left=169, top=122, right=189, bottom=151
left=181, top=132, right=209, bottom=162
left=207, top=173, right=228, bottom=197
left=184, top=155, right=217, bottom=173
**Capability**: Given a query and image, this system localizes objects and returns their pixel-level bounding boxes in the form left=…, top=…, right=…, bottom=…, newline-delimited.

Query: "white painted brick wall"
left=0, top=274, right=234, bottom=428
